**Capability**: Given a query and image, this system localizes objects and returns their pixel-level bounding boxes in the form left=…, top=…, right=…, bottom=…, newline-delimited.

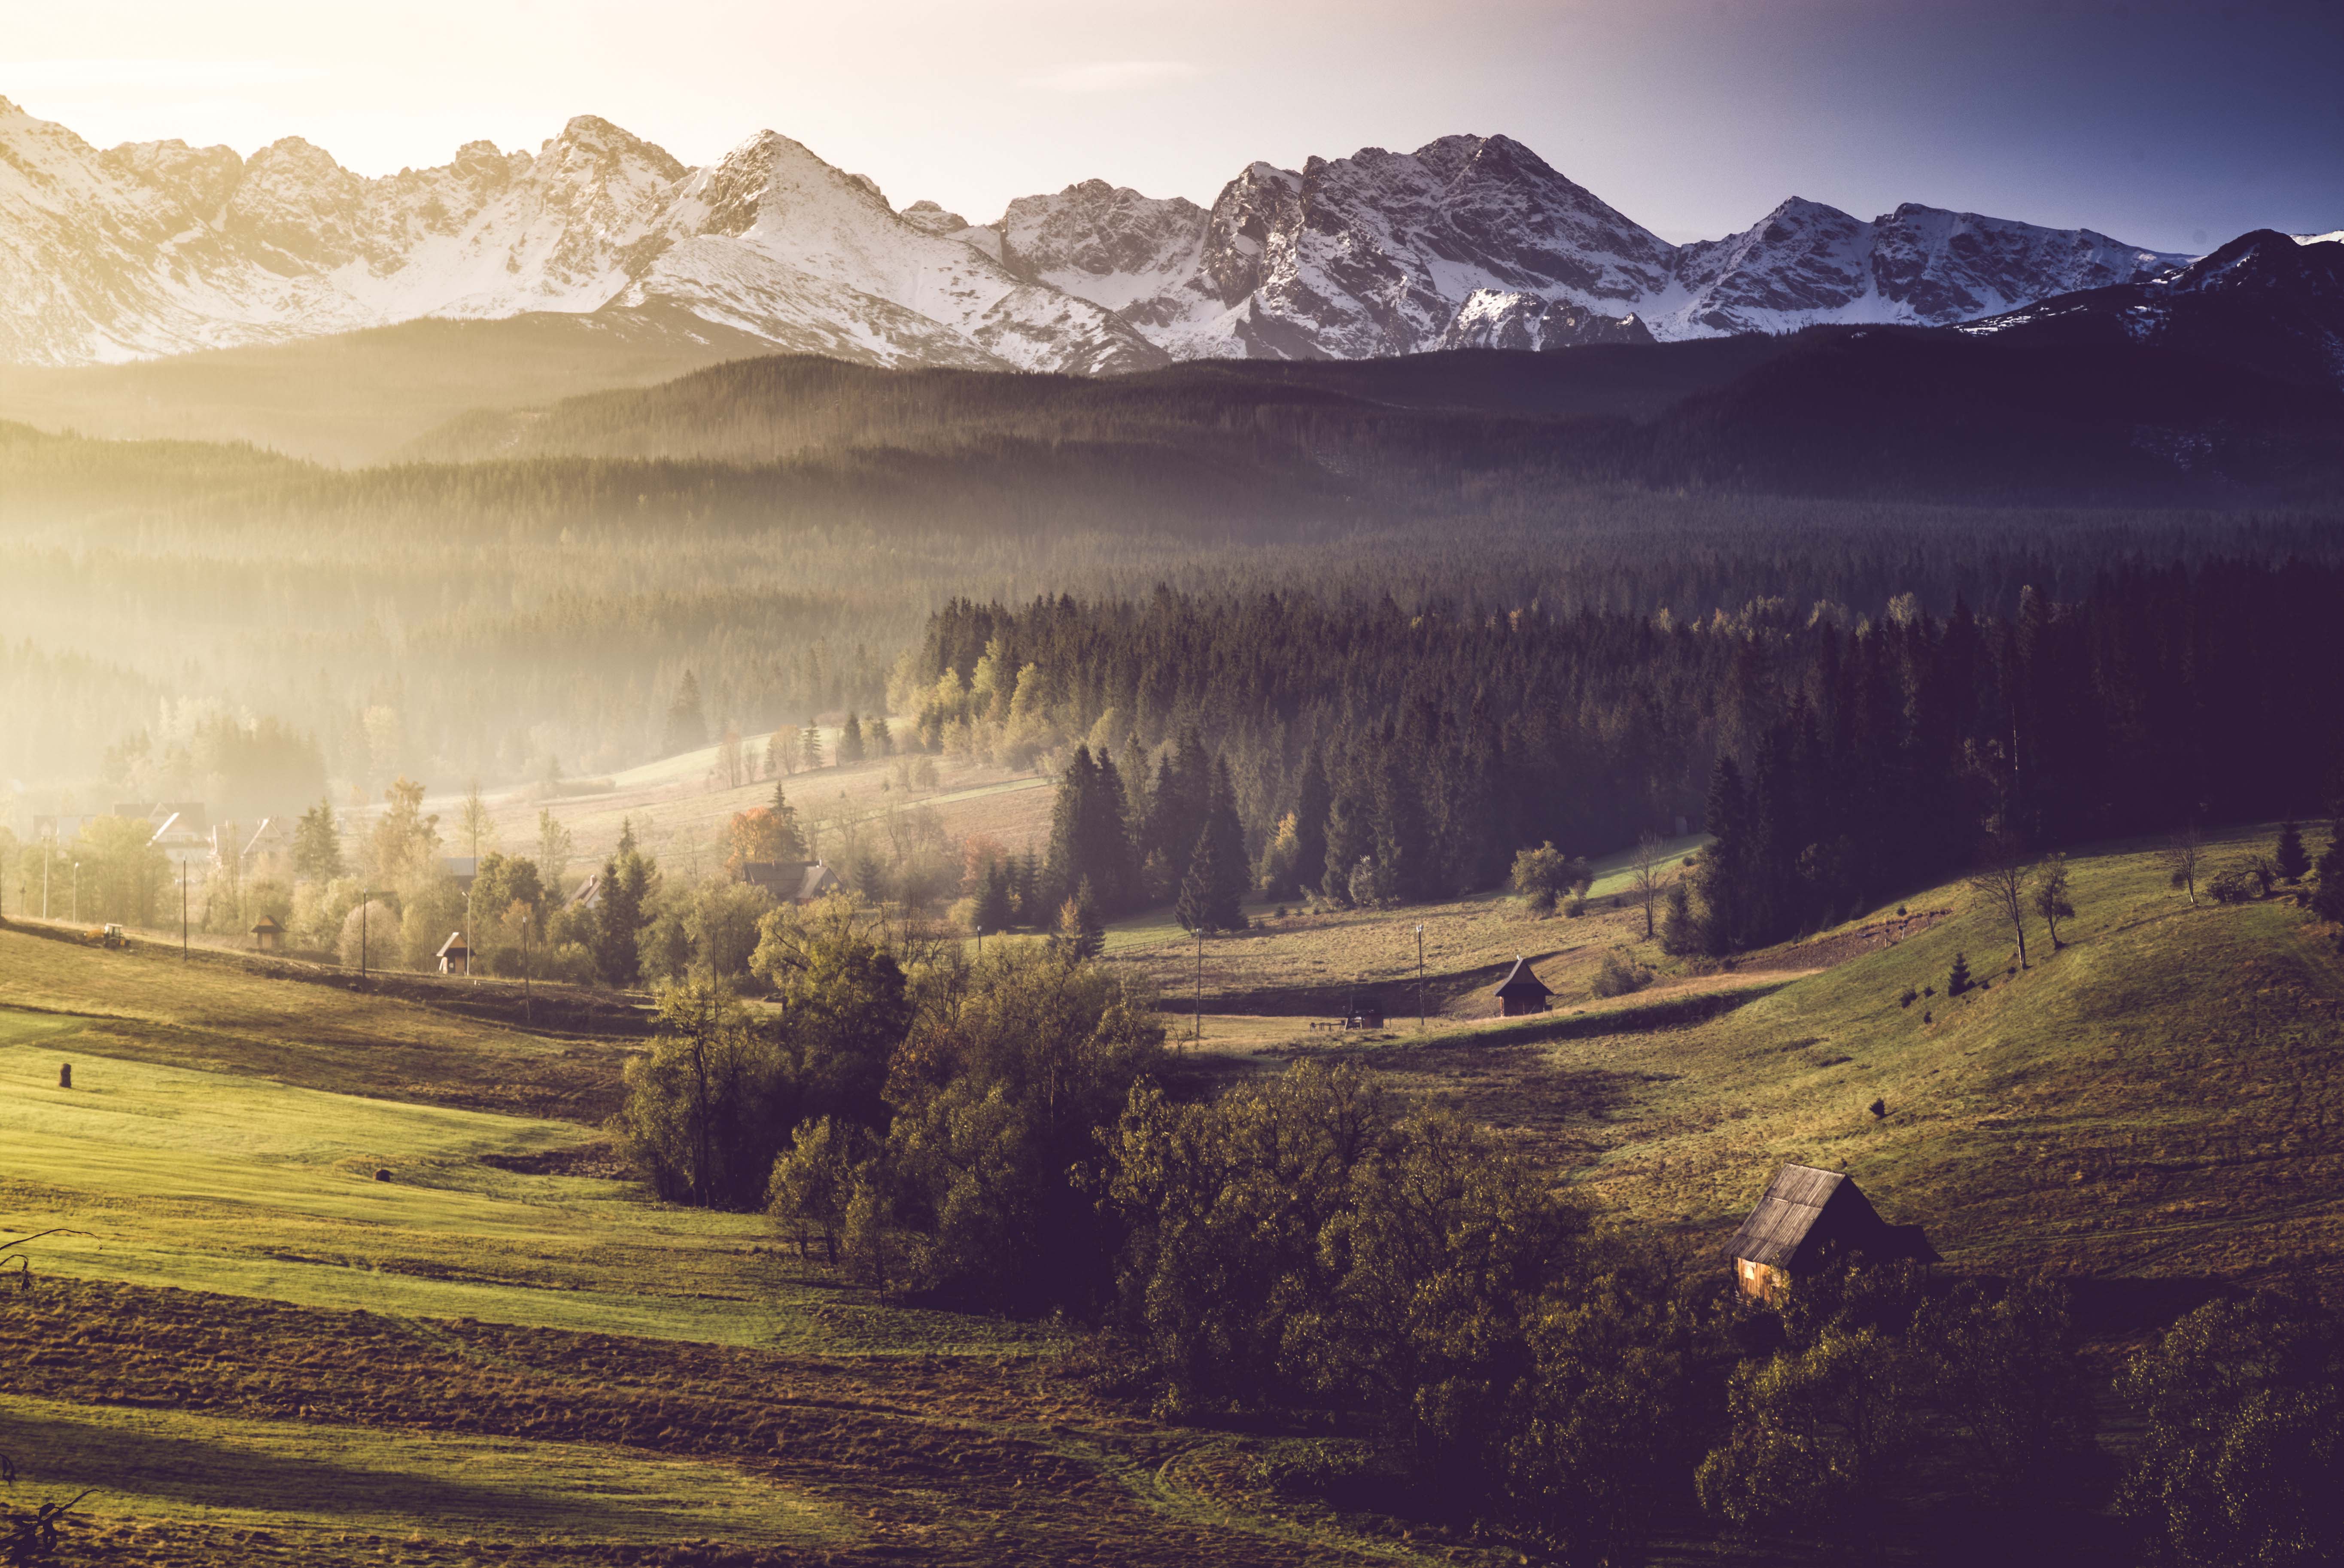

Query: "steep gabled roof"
left=1495, top=956, right=1552, bottom=997
left=1728, top=1164, right=1855, bottom=1269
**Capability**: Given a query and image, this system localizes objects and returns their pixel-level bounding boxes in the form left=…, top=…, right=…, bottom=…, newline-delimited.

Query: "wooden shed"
left=249, top=914, right=283, bottom=953
left=1726, top=1164, right=1939, bottom=1301
left=436, top=931, right=471, bottom=976
left=1494, top=956, right=1552, bottom=1016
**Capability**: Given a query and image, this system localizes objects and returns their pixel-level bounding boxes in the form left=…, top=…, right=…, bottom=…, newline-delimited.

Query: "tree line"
left=931, top=559, right=2344, bottom=948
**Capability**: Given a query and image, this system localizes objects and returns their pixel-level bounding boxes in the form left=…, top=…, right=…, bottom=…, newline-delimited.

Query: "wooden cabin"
left=436, top=931, right=471, bottom=976
left=249, top=914, right=283, bottom=953
left=1494, top=956, right=1552, bottom=1016
left=739, top=860, right=840, bottom=903
left=1726, top=1164, right=1939, bottom=1301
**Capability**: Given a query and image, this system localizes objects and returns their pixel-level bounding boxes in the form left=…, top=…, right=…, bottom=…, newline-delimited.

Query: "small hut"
left=1726, top=1164, right=1939, bottom=1301
left=249, top=914, right=283, bottom=954
left=1493, top=956, right=1552, bottom=1016
left=741, top=860, right=840, bottom=904
left=436, top=931, right=471, bottom=976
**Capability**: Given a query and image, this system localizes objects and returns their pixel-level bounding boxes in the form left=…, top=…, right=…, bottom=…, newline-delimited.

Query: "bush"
left=2206, top=864, right=2258, bottom=906
left=1511, top=841, right=1592, bottom=914
left=1591, top=950, right=1653, bottom=999
left=2117, top=1290, right=2344, bottom=1568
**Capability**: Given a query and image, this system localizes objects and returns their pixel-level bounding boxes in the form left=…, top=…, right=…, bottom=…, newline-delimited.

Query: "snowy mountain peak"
left=0, top=103, right=2222, bottom=373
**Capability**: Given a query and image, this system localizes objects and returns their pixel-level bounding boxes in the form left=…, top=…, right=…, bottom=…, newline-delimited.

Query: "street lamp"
left=71, top=861, right=80, bottom=923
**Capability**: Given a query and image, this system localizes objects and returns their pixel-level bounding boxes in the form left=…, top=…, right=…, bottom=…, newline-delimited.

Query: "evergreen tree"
left=292, top=796, right=343, bottom=882
left=867, top=717, right=893, bottom=757
left=2276, top=820, right=2310, bottom=883
left=1057, top=879, right=1105, bottom=960
left=2314, top=837, right=2344, bottom=926
left=1371, top=741, right=1432, bottom=904
left=976, top=862, right=1014, bottom=934
left=593, top=848, right=651, bottom=988
left=765, top=729, right=792, bottom=778
left=1293, top=749, right=1332, bottom=896
left=799, top=721, right=826, bottom=771
left=1043, top=744, right=1102, bottom=915
left=1948, top=951, right=1972, bottom=997
left=766, top=779, right=809, bottom=861
left=1323, top=792, right=1372, bottom=906
left=1144, top=729, right=1212, bottom=874
left=663, top=670, right=708, bottom=757
left=838, top=711, right=866, bottom=764
left=1201, top=757, right=1249, bottom=922
left=1692, top=757, right=1753, bottom=955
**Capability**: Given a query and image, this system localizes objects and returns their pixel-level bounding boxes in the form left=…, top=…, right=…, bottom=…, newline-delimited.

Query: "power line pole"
left=1416, top=922, right=1425, bottom=1033
left=1193, top=928, right=1203, bottom=1048
left=182, top=861, right=189, bottom=962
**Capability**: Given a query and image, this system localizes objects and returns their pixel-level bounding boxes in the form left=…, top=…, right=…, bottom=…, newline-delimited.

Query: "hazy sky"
left=5, top=0, right=2338, bottom=250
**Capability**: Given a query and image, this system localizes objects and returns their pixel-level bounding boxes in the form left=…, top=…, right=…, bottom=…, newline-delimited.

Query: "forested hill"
left=399, top=329, right=2344, bottom=507
left=912, top=562, right=2344, bottom=949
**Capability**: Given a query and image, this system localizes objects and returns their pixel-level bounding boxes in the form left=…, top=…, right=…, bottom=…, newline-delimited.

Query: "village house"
left=248, top=914, right=283, bottom=953
left=1726, top=1164, right=1939, bottom=1301
left=1493, top=956, right=1552, bottom=1016
left=739, top=860, right=840, bottom=903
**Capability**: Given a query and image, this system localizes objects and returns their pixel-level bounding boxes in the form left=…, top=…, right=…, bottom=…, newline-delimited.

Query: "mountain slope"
left=1, top=98, right=2196, bottom=374
left=1964, top=229, right=2344, bottom=391
left=948, top=140, right=2189, bottom=360
left=0, top=99, right=1161, bottom=375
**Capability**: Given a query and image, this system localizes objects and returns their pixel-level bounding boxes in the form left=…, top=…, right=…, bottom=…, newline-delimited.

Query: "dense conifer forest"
left=921, top=559, right=2344, bottom=947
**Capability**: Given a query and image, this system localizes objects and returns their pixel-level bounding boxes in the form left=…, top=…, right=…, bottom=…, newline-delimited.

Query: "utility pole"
left=182, top=861, right=189, bottom=961
left=1413, top=926, right=1428, bottom=1031
left=1193, top=928, right=1203, bottom=1048
left=521, top=910, right=532, bottom=1026
left=72, top=861, right=80, bottom=924
left=42, top=841, right=50, bottom=920
left=465, top=882, right=475, bottom=985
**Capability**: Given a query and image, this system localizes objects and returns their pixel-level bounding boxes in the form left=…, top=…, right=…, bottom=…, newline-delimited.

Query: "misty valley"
left=1, top=75, right=2342, bottom=1568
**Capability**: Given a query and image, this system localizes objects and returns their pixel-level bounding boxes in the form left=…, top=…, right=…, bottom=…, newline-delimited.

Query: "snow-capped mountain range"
left=0, top=96, right=2214, bottom=371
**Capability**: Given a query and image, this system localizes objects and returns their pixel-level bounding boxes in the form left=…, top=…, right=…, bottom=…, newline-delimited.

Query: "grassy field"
left=4, top=820, right=2337, bottom=1562
left=444, top=729, right=1056, bottom=885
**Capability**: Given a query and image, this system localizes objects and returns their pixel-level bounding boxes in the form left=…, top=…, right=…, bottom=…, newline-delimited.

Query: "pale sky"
left=3, top=0, right=2338, bottom=252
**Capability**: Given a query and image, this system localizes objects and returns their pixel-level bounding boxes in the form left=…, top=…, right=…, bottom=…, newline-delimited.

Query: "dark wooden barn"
left=1494, top=956, right=1552, bottom=1016
left=1726, top=1164, right=1939, bottom=1300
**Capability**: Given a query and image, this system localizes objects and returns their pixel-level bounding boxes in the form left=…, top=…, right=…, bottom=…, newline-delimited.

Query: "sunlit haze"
left=6, top=0, right=2338, bottom=251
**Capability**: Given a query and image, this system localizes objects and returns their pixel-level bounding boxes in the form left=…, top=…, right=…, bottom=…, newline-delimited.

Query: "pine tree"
left=799, top=721, right=825, bottom=771
left=1057, top=879, right=1104, bottom=960
left=1201, top=757, right=1248, bottom=924
left=766, top=779, right=808, bottom=861
left=2276, top=820, right=2310, bottom=883
left=1323, top=792, right=1371, bottom=905
left=593, top=852, right=648, bottom=988
left=838, top=711, right=866, bottom=765
left=2314, top=838, right=2344, bottom=926
left=1293, top=749, right=1332, bottom=896
left=1948, top=951, right=1972, bottom=997
left=292, top=796, right=343, bottom=882
left=867, top=717, right=893, bottom=757
left=663, top=671, right=708, bottom=757
left=1174, top=836, right=1215, bottom=933
left=1043, top=744, right=1102, bottom=915
left=977, top=862, right=1014, bottom=934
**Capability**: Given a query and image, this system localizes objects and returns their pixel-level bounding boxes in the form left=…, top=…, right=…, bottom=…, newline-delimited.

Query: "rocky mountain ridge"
left=0, top=97, right=2214, bottom=370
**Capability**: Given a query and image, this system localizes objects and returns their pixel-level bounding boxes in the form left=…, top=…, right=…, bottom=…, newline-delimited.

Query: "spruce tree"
left=1294, top=749, right=1332, bottom=896
left=867, top=717, right=893, bottom=757
left=977, top=862, right=1014, bottom=934
left=1175, top=834, right=1218, bottom=933
left=799, top=722, right=825, bottom=771
left=663, top=671, right=708, bottom=757
left=767, top=779, right=808, bottom=861
left=1201, top=757, right=1249, bottom=921
left=1948, top=951, right=1972, bottom=997
left=1092, top=752, right=1144, bottom=914
left=292, top=796, right=343, bottom=882
left=838, top=711, right=865, bottom=764
left=2314, top=839, right=2344, bottom=926
left=1043, top=745, right=1102, bottom=914
left=1323, top=793, right=1371, bottom=905
left=2276, top=820, right=2310, bottom=883
left=1058, top=879, right=1104, bottom=960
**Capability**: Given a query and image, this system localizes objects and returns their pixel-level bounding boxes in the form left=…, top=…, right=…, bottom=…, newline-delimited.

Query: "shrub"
left=1898, top=987, right=1918, bottom=1008
left=1591, top=950, right=1652, bottom=999
left=2206, top=864, right=2258, bottom=906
